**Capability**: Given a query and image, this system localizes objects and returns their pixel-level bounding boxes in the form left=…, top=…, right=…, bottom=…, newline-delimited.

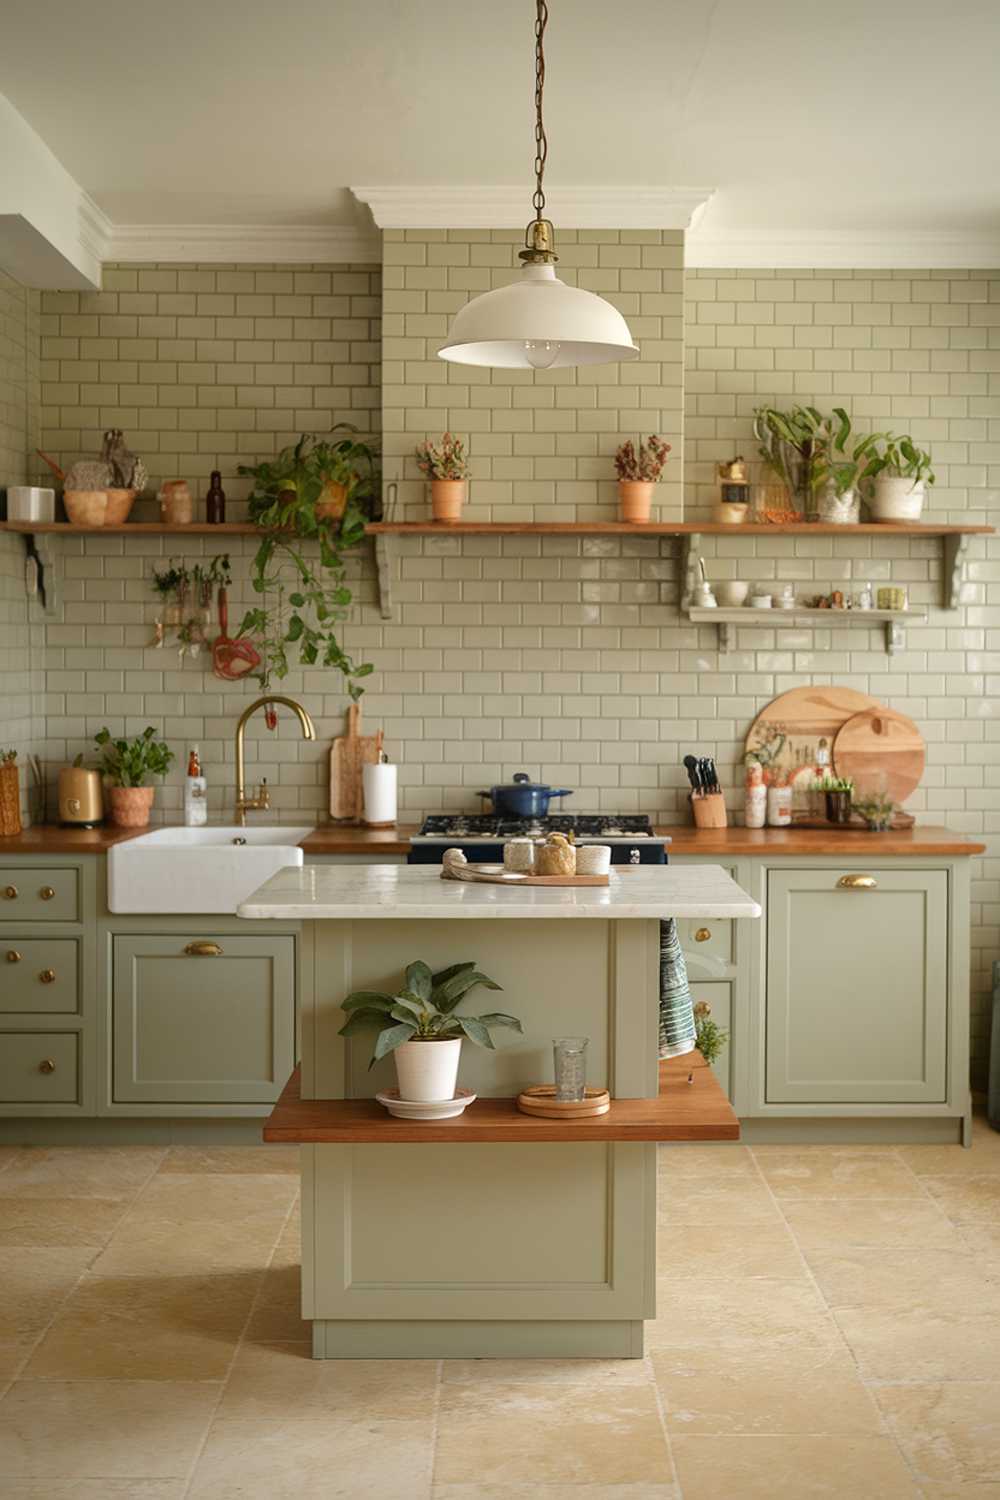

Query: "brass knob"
left=38, top=1058, right=56, bottom=1074
left=694, top=927, right=711, bottom=943
left=39, top=887, right=55, bottom=901
left=837, top=874, right=877, bottom=890
left=39, top=969, right=56, bottom=984
left=6, top=950, right=20, bottom=963
left=3, top=885, right=17, bottom=900
left=184, top=941, right=223, bottom=957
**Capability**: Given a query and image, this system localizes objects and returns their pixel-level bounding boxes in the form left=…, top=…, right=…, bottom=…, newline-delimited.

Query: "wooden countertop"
left=0, top=825, right=147, bottom=854
left=300, top=825, right=419, bottom=855
left=263, top=1056, right=739, bottom=1143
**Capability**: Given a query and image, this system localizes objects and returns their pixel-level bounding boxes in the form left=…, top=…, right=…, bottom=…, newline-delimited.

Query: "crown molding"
left=686, top=227, right=1000, bottom=269
left=352, top=184, right=714, bottom=230
left=101, top=222, right=380, bottom=265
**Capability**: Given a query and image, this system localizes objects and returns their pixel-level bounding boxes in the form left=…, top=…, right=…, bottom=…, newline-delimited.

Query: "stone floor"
left=0, top=1121, right=999, bottom=1499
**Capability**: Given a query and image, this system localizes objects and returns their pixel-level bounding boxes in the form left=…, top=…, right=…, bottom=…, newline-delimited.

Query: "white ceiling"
left=1, top=0, right=999, bottom=240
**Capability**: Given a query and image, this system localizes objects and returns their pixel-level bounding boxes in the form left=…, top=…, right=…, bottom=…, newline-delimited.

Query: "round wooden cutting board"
left=833, top=708, right=926, bottom=804
left=745, top=686, right=879, bottom=783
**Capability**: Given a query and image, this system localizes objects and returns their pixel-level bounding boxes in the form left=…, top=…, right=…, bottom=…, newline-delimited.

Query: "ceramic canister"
left=575, top=844, right=611, bottom=875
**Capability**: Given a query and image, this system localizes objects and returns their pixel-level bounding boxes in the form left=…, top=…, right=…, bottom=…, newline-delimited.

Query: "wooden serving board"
left=833, top=708, right=926, bottom=804
left=329, top=703, right=382, bottom=822
left=745, top=686, right=880, bottom=813
left=517, top=1086, right=611, bottom=1119
left=441, top=860, right=610, bottom=887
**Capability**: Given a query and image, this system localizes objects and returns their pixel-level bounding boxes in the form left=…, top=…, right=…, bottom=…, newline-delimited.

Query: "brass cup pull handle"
left=39, top=887, right=55, bottom=901
left=6, top=950, right=21, bottom=963
left=694, top=927, right=712, bottom=943
left=38, top=1058, right=56, bottom=1074
left=3, top=885, right=17, bottom=900
left=184, top=941, right=223, bottom=957
left=837, top=874, right=878, bottom=890
left=39, top=969, right=56, bottom=984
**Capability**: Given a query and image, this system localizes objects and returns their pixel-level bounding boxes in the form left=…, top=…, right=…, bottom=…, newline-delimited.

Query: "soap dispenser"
left=184, top=746, right=208, bottom=826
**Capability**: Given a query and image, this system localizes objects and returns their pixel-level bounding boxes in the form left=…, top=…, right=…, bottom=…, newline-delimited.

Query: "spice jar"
left=536, top=832, right=577, bottom=876
left=767, top=783, right=793, bottom=827
left=503, top=838, right=537, bottom=874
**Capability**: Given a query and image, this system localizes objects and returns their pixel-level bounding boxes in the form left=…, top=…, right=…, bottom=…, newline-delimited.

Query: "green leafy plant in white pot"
left=864, top=435, right=935, bottom=522
left=339, top=960, right=522, bottom=1101
left=812, top=408, right=886, bottom=525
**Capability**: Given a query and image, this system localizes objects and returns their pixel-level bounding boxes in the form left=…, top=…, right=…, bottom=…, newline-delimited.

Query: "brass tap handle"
left=184, top=941, right=223, bottom=957
left=38, top=1058, right=56, bottom=1074
left=6, top=950, right=21, bottom=963
left=39, top=969, right=56, bottom=984
left=39, top=887, right=55, bottom=901
left=3, top=885, right=17, bottom=900
left=257, top=781, right=271, bottom=810
left=837, top=874, right=877, bottom=890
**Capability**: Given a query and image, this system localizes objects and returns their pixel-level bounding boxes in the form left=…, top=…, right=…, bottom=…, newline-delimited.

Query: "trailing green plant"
left=150, top=563, right=188, bottom=599
left=614, top=435, right=671, bottom=482
left=238, top=431, right=377, bottom=699
left=693, top=1000, right=729, bottom=1067
left=813, top=408, right=886, bottom=497
left=339, top=959, right=522, bottom=1068
left=94, top=727, right=174, bottom=787
left=415, top=432, right=470, bottom=481
left=864, top=435, right=936, bottom=489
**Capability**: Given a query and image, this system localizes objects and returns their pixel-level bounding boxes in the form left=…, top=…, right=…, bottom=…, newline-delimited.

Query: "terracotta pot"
left=618, top=480, right=655, bottom=523
left=159, top=481, right=193, bottom=525
left=104, top=489, right=137, bottom=524
left=64, top=491, right=110, bottom=526
left=431, top=479, right=467, bottom=523
left=315, top=481, right=347, bottom=520
left=108, top=785, right=155, bottom=828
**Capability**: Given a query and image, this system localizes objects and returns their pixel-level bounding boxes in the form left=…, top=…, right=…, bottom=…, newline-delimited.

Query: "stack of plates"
left=375, top=1088, right=476, bottom=1121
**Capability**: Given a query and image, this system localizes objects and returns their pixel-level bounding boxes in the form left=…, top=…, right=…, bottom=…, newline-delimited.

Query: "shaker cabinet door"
left=766, top=867, right=948, bottom=1104
left=113, top=934, right=295, bottom=1104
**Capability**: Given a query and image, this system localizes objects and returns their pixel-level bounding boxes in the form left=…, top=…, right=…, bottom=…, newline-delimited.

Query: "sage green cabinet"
left=1, top=939, right=80, bottom=1014
left=0, top=867, right=80, bottom=922
left=0, top=1033, right=79, bottom=1103
left=765, top=866, right=949, bottom=1105
left=112, top=933, right=295, bottom=1105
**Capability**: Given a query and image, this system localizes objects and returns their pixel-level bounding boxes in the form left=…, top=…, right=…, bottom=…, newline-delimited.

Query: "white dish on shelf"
left=375, top=1088, right=477, bottom=1121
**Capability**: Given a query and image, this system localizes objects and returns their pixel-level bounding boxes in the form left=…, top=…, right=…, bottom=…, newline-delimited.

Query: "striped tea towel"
left=659, top=918, right=696, bottom=1058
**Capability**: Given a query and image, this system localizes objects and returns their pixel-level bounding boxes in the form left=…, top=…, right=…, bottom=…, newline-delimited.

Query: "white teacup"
left=576, top=844, right=612, bottom=875
left=715, top=580, right=750, bottom=607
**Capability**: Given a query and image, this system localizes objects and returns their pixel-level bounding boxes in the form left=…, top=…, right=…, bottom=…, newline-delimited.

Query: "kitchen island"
left=239, top=863, right=760, bottom=1359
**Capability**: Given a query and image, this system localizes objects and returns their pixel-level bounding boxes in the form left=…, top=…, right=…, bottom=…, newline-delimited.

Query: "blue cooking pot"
left=477, top=772, right=573, bottom=818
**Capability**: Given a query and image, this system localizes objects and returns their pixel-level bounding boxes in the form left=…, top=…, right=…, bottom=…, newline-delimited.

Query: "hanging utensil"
left=211, top=586, right=262, bottom=681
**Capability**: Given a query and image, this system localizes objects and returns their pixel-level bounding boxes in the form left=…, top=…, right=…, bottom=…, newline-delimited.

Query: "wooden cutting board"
left=329, top=704, right=382, bottom=822
left=745, top=686, right=879, bottom=786
left=833, top=708, right=926, bottom=804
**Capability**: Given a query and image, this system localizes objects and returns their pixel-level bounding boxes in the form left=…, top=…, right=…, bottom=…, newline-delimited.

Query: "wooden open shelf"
left=263, top=1056, right=739, bottom=1144
left=1, top=519, right=993, bottom=538
left=0, top=521, right=260, bottom=535
left=686, top=604, right=927, bottom=656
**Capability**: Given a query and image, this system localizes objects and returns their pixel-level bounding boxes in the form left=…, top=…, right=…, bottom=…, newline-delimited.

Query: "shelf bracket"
left=715, top=619, right=733, bottom=654
left=373, top=533, right=393, bottom=620
left=942, top=532, right=969, bottom=609
left=680, top=532, right=702, bottom=608
left=885, top=619, right=904, bottom=656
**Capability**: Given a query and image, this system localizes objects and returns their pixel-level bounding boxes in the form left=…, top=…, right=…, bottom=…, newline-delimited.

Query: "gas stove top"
left=412, top=813, right=657, bottom=844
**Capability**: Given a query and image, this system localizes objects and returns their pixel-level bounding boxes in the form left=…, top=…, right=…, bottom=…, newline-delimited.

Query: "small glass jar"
left=553, top=1036, right=588, bottom=1102
left=503, top=837, right=537, bottom=873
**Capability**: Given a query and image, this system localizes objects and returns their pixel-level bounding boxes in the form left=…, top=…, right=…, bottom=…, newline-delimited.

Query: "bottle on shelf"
left=205, top=470, right=226, bottom=524
left=184, top=745, right=208, bottom=826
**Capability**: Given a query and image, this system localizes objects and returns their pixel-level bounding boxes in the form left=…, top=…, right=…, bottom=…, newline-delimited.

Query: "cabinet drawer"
left=0, top=868, right=79, bottom=923
left=676, top=916, right=733, bottom=971
left=0, top=940, right=80, bottom=1014
left=0, top=1033, right=79, bottom=1103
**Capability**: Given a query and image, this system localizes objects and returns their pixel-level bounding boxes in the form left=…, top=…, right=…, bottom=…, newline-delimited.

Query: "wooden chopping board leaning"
left=329, top=703, right=383, bottom=823
left=833, top=708, right=926, bottom=805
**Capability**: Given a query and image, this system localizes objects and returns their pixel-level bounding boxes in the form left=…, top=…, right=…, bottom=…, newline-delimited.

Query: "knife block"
left=691, top=792, right=728, bottom=829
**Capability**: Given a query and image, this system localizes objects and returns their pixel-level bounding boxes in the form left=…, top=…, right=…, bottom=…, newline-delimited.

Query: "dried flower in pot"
left=416, top=433, right=471, bottom=523
left=614, top=435, right=671, bottom=522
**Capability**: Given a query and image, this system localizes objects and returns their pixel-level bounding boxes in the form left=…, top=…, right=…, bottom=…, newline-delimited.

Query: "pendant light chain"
left=531, top=0, right=548, bottom=221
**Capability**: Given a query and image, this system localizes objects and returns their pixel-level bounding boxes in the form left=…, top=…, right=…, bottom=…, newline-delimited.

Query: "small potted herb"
left=812, top=409, right=887, bottom=525
left=340, top=959, right=521, bottom=1102
left=853, top=790, right=896, bottom=833
left=815, top=774, right=855, bottom=825
left=614, top=435, right=671, bottom=522
left=865, top=435, right=935, bottom=522
left=94, top=727, right=174, bottom=828
left=415, top=433, right=471, bottom=523
left=693, top=999, right=729, bottom=1070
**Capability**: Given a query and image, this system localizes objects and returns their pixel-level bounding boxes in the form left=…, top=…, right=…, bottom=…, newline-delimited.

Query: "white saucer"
left=375, top=1088, right=477, bottom=1121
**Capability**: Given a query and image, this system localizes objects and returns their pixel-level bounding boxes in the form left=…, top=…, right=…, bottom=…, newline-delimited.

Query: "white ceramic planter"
left=870, top=476, right=925, bottom=522
left=394, top=1037, right=463, bottom=1102
left=816, top=484, right=860, bottom=525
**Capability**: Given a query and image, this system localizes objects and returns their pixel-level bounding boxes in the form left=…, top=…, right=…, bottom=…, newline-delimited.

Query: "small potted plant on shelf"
left=339, top=958, right=521, bottom=1102
left=415, top=433, right=471, bottom=523
left=693, top=999, right=729, bottom=1070
left=614, top=435, right=671, bottom=522
left=864, top=435, right=935, bottom=523
left=811, top=408, right=886, bottom=525
left=853, top=789, right=897, bottom=832
left=94, top=727, right=174, bottom=828
left=814, top=774, right=855, bottom=824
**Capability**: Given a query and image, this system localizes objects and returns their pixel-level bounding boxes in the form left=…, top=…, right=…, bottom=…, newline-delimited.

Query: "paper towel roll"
left=362, top=762, right=397, bottom=827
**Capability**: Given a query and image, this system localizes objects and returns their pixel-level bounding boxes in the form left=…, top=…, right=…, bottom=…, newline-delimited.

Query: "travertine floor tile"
left=898, top=1136, right=1000, bottom=1176
left=124, top=1172, right=297, bottom=1224
left=835, top=1306, right=1000, bottom=1381
left=917, top=1484, right=1000, bottom=1499
left=0, top=1247, right=94, bottom=1337
left=651, top=1346, right=884, bottom=1436
left=435, top=1382, right=673, bottom=1485
left=90, top=1215, right=282, bottom=1277
left=0, top=1149, right=164, bottom=1199
left=804, top=1246, right=1000, bottom=1311
left=657, top=1178, right=783, bottom=1224
left=876, top=1383, right=1000, bottom=1485
left=656, top=1222, right=806, bottom=1280
left=432, top=1486, right=680, bottom=1499
left=187, top=1416, right=433, bottom=1499
left=158, top=1146, right=300, bottom=1175
left=0, top=1484, right=186, bottom=1498
left=921, top=1176, right=1000, bottom=1223
left=754, top=1149, right=924, bottom=1200
left=781, top=1200, right=964, bottom=1250
left=657, top=1143, right=757, bottom=1176
left=671, top=1434, right=920, bottom=1498
left=0, top=1341, right=35, bottom=1380
left=0, top=1379, right=215, bottom=1478
left=441, top=1356, right=653, bottom=1387
left=243, top=1264, right=308, bottom=1342
left=0, top=1197, right=132, bottom=1247
left=647, top=1277, right=838, bottom=1352
left=220, top=1341, right=437, bottom=1419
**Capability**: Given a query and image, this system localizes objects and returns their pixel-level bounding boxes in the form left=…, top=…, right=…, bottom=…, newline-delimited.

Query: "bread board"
left=441, top=861, right=610, bottom=887
left=329, top=703, right=382, bottom=822
left=517, top=1085, right=611, bottom=1119
left=833, top=707, right=925, bottom=804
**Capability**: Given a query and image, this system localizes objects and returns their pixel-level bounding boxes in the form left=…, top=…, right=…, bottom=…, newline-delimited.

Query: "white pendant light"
left=438, top=0, right=639, bottom=370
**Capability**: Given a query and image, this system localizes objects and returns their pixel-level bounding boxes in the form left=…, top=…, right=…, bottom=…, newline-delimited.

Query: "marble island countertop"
left=237, top=862, right=762, bottom=921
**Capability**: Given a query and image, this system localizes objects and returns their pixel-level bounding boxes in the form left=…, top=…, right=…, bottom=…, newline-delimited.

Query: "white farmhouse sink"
left=107, top=825, right=313, bottom=914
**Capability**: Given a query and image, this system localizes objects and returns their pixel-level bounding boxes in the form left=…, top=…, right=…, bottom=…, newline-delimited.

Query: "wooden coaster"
left=516, top=1085, right=611, bottom=1119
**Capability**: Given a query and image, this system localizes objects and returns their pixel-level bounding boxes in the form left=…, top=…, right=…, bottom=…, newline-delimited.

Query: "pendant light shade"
left=439, top=264, right=639, bottom=369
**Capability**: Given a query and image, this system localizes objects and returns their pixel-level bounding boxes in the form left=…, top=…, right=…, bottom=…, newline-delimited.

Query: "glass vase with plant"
left=94, top=726, right=174, bottom=829
left=614, top=435, right=671, bottom=521
left=415, top=433, right=471, bottom=523
left=752, top=405, right=826, bottom=515
left=853, top=790, right=896, bottom=832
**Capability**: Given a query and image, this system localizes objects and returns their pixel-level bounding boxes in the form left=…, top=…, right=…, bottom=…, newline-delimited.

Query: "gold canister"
left=536, top=832, right=577, bottom=876
left=57, top=767, right=104, bottom=827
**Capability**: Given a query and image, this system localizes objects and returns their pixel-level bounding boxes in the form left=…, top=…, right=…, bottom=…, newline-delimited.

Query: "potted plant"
left=812, top=409, right=886, bottom=525
left=752, top=405, right=826, bottom=514
left=614, top=435, right=671, bottom=522
left=339, top=958, right=521, bottom=1102
left=238, top=433, right=375, bottom=700
left=815, top=774, right=855, bottom=824
left=853, top=790, right=896, bottom=832
left=864, top=435, right=935, bottom=522
left=415, top=433, right=470, bottom=523
left=94, top=727, right=174, bottom=828
left=693, top=999, right=729, bottom=1070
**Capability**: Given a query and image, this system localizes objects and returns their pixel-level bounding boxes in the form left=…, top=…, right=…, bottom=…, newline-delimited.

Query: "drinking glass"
left=553, top=1036, right=588, bottom=1102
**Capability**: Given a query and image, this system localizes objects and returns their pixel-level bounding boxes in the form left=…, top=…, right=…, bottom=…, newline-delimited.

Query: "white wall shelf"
left=685, top=606, right=926, bottom=657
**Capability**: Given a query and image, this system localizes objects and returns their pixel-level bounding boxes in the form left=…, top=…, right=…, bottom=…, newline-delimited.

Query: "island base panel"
left=311, top=1319, right=645, bottom=1359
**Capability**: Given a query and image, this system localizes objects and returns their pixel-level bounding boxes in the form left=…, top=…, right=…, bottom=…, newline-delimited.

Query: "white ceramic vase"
left=394, top=1037, right=462, bottom=1102
left=870, top=476, right=925, bottom=523
left=816, top=484, right=860, bottom=525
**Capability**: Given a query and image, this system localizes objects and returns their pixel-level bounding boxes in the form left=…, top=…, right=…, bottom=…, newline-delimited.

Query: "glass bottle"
left=205, top=470, right=226, bottom=524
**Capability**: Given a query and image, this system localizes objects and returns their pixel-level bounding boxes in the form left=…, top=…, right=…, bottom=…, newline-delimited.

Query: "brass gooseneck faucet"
left=234, top=695, right=316, bottom=825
